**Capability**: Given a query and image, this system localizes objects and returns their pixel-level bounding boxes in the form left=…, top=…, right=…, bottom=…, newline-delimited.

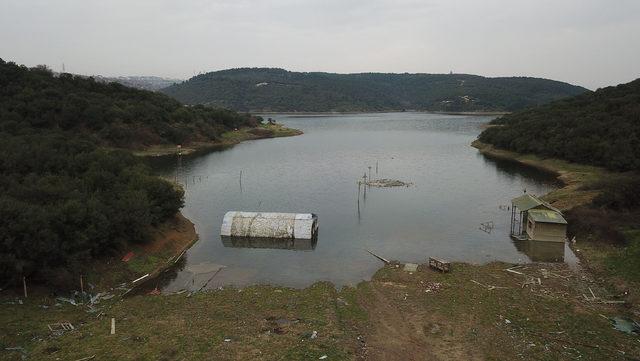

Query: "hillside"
left=160, top=68, right=588, bottom=112
left=0, top=59, right=259, bottom=285
left=479, top=78, right=640, bottom=171
left=0, top=59, right=258, bottom=149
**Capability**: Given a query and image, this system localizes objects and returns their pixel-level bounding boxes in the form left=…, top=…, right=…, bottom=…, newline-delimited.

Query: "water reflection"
left=512, top=240, right=565, bottom=262
left=478, top=153, right=559, bottom=187
left=221, top=236, right=318, bottom=251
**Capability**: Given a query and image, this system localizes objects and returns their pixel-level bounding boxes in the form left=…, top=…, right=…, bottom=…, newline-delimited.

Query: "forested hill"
left=0, top=59, right=255, bottom=284
left=160, top=68, right=588, bottom=112
left=479, top=78, right=640, bottom=171
left=0, top=59, right=258, bottom=149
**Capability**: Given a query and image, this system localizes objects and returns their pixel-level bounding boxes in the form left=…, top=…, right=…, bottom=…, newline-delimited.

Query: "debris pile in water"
left=364, top=178, right=412, bottom=188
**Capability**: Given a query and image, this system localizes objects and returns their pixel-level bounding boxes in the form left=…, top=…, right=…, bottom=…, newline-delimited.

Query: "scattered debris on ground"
left=3, top=261, right=639, bottom=360
left=47, top=322, right=75, bottom=336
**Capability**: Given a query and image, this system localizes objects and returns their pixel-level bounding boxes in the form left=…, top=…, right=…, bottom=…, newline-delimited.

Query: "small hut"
left=510, top=194, right=567, bottom=242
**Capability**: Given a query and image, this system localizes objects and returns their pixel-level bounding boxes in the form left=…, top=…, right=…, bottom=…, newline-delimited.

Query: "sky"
left=1, top=0, right=639, bottom=90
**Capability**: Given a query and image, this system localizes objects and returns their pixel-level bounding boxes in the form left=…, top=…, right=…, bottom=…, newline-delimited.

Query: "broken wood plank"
left=366, top=249, right=390, bottom=264
left=74, top=355, right=96, bottom=361
left=428, top=257, right=451, bottom=273
left=505, top=268, right=524, bottom=275
left=174, top=249, right=187, bottom=264
left=132, top=274, right=149, bottom=284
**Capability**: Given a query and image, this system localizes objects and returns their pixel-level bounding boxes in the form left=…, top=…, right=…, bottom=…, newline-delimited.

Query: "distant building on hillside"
left=510, top=194, right=567, bottom=242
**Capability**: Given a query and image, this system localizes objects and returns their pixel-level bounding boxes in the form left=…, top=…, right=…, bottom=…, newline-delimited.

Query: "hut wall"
left=527, top=221, right=566, bottom=242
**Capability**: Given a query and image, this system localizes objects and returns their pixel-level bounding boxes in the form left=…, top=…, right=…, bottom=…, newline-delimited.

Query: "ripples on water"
left=148, top=112, right=576, bottom=290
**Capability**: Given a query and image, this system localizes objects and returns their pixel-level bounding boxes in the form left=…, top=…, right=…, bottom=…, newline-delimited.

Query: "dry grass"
left=3, top=262, right=638, bottom=360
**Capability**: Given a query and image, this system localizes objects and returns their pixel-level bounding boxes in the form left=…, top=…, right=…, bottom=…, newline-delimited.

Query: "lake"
left=149, top=112, right=576, bottom=291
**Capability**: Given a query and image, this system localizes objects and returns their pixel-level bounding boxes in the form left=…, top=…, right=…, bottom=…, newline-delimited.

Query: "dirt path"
left=361, top=280, right=484, bottom=361
left=361, top=282, right=438, bottom=360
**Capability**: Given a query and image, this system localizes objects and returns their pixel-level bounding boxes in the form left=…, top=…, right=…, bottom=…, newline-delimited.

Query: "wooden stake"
left=23, top=276, right=27, bottom=298
left=366, top=249, right=390, bottom=264
left=110, top=318, right=116, bottom=335
left=80, top=275, right=84, bottom=298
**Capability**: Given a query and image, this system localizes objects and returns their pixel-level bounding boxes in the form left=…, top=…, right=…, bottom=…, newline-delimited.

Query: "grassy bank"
left=2, top=261, right=638, bottom=360
left=82, top=212, right=198, bottom=291
left=471, top=140, right=611, bottom=210
left=133, top=123, right=303, bottom=157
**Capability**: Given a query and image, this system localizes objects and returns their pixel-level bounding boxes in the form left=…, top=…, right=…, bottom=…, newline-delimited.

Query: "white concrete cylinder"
left=220, top=211, right=318, bottom=239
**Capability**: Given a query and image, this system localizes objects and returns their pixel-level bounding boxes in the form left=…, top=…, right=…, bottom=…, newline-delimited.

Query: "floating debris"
left=479, top=221, right=494, bottom=234
left=362, top=178, right=412, bottom=188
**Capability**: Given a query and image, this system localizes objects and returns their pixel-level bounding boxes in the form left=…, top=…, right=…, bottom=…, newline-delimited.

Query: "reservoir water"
left=149, top=112, right=574, bottom=291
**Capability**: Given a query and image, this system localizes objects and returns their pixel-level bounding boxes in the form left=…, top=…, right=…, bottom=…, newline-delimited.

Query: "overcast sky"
left=1, top=0, right=639, bottom=89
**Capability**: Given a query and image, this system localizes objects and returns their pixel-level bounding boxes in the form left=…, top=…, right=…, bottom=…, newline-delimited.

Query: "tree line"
left=161, top=68, right=588, bottom=112
left=0, top=59, right=259, bottom=148
left=479, top=78, right=640, bottom=172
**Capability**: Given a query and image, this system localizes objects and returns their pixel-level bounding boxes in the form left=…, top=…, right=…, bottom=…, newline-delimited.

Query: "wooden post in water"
left=368, top=166, right=372, bottom=181
left=239, top=170, right=243, bottom=192
left=375, top=161, right=378, bottom=175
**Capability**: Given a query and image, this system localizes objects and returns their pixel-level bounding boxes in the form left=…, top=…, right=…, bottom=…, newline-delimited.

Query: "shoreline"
left=257, top=110, right=509, bottom=116
left=471, top=139, right=609, bottom=211
left=131, top=123, right=303, bottom=157
left=83, top=212, right=199, bottom=292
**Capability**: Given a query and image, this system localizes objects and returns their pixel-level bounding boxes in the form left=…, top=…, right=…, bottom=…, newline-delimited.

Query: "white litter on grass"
left=319, top=356, right=328, bottom=360
left=310, top=330, right=318, bottom=339
left=403, top=263, right=418, bottom=272
left=224, top=338, right=231, bottom=342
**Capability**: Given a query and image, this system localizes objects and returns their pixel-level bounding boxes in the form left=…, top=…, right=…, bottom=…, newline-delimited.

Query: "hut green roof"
left=512, top=194, right=543, bottom=211
left=527, top=209, right=568, bottom=224
left=511, top=194, right=561, bottom=213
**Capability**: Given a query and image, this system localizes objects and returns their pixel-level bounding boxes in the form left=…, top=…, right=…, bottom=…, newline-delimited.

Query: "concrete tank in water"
left=220, top=211, right=318, bottom=240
